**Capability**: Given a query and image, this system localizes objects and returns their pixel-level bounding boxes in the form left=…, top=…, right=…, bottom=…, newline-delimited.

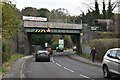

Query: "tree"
left=102, top=0, right=106, bottom=19
left=48, top=8, right=69, bottom=22
left=71, top=35, right=77, bottom=45
left=107, top=0, right=116, bottom=19
left=95, top=0, right=100, bottom=18
left=2, top=1, right=20, bottom=39
left=81, top=12, right=85, bottom=23
left=21, top=7, right=39, bottom=16
left=63, top=35, right=73, bottom=48
left=31, top=34, right=53, bottom=48
left=86, top=9, right=94, bottom=25
left=67, top=16, right=77, bottom=24
left=107, top=0, right=112, bottom=19
left=37, top=8, right=50, bottom=17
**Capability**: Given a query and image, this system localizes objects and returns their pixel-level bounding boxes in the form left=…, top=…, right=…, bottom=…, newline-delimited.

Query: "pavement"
left=1, top=55, right=33, bottom=78
left=68, top=54, right=102, bottom=67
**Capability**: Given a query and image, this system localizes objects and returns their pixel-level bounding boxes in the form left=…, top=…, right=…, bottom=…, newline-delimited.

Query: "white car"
left=73, top=46, right=77, bottom=51
left=102, top=48, right=120, bottom=78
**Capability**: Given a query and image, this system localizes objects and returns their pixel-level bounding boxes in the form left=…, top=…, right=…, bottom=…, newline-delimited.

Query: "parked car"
left=102, top=48, right=120, bottom=78
left=35, top=50, right=50, bottom=62
left=46, top=48, right=53, bottom=55
left=56, top=47, right=64, bottom=52
left=73, top=46, right=77, bottom=51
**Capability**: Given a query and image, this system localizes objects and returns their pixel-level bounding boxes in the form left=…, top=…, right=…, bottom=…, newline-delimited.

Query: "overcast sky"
left=12, top=0, right=118, bottom=16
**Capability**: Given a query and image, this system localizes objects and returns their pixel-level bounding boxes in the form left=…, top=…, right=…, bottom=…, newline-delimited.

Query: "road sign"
left=59, top=39, right=64, bottom=45
left=34, top=27, right=52, bottom=33
left=23, top=16, right=47, bottom=21
left=59, top=39, right=64, bottom=48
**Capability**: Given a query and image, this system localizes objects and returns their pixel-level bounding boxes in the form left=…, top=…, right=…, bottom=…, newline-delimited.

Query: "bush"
left=89, top=39, right=120, bottom=61
left=1, top=53, right=27, bottom=73
left=96, top=32, right=118, bottom=39
left=2, top=39, right=10, bottom=63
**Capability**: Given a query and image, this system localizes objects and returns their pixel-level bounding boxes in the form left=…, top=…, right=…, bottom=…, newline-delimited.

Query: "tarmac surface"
left=1, top=52, right=102, bottom=78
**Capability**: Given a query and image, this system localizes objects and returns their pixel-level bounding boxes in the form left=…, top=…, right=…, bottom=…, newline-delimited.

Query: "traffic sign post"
left=59, top=39, right=64, bottom=49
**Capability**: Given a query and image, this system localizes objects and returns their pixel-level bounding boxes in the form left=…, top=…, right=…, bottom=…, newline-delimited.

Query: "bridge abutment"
left=27, top=33, right=32, bottom=54
left=76, top=34, right=82, bottom=54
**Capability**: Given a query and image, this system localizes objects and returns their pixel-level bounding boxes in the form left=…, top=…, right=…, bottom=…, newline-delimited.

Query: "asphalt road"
left=23, top=50, right=104, bottom=79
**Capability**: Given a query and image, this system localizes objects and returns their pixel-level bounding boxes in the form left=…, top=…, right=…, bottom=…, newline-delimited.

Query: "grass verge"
left=75, top=52, right=101, bottom=62
left=0, top=53, right=28, bottom=76
left=75, top=53, right=91, bottom=60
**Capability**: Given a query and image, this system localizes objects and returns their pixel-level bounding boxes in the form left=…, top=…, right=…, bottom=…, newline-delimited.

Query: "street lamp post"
left=107, top=19, right=110, bottom=31
left=80, top=14, right=83, bottom=26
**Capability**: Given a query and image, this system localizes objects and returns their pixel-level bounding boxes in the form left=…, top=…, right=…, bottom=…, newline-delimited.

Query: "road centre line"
left=52, top=56, right=94, bottom=80
left=63, top=67, right=75, bottom=73
left=56, top=63, right=62, bottom=66
left=80, top=74, right=94, bottom=80
left=52, top=57, right=74, bottom=73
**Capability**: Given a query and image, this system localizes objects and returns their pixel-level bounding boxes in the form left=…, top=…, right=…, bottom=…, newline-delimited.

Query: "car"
left=56, top=47, right=64, bottom=52
left=73, top=46, right=77, bottom=51
left=102, top=48, right=120, bottom=78
left=46, top=48, right=53, bottom=55
left=35, top=50, right=50, bottom=62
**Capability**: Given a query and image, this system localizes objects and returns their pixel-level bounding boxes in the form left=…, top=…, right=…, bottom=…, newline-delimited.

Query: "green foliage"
left=52, top=41, right=58, bottom=47
left=10, top=53, right=27, bottom=61
left=67, top=16, right=77, bottom=24
left=89, top=39, right=120, bottom=61
left=21, top=7, right=39, bottom=16
left=31, top=34, right=53, bottom=48
left=2, top=52, right=10, bottom=63
left=107, top=1, right=113, bottom=19
left=2, top=39, right=10, bottom=63
left=37, top=8, right=50, bottom=17
left=70, top=35, right=77, bottom=45
left=102, top=1, right=106, bottom=19
left=75, top=52, right=80, bottom=55
left=64, top=35, right=73, bottom=48
left=0, top=65, right=6, bottom=73
left=2, top=2, right=20, bottom=39
left=96, top=32, right=118, bottom=38
left=2, top=41, right=6, bottom=53
left=95, top=0, right=100, bottom=18
left=1, top=53, right=27, bottom=74
left=48, top=44, right=57, bottom=50
left=48, top=8, right=68, bottom=22
left=81, top=0, right=116, bottom=25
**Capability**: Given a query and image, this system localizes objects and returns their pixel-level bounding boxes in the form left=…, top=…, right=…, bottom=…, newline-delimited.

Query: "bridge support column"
left=76, top=34, right=82, bottom=54
left=27, top=33, right=32, bottom=54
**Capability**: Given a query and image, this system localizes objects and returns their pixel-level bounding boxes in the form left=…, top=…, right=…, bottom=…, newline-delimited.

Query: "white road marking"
left=80, top=74, right=90, bottom=78
left=63, top=67, right=74, bottom=73
left=80, top=74, right=94, bottom=80
left=20, top=56, right=33, bottom=78
left=51, top=57, right=55, bottom=62
left=56, top=63, right=62, bottom=66
left=52, top=56, right=94, bottom=80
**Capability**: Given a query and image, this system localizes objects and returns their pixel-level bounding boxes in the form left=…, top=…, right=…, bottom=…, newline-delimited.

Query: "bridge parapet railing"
left=24, top=21, right=82, bottom=29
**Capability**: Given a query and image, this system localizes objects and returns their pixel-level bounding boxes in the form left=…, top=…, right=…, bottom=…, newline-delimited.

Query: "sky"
left=12, top=0, right=118, bottom=16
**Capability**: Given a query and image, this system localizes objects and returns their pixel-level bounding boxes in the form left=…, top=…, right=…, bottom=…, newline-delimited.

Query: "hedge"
left=96, top=32, right=118, bottom=38
left=2, top=39, right=10, bottom=63
left=89, top=39, right=120, bottom=62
